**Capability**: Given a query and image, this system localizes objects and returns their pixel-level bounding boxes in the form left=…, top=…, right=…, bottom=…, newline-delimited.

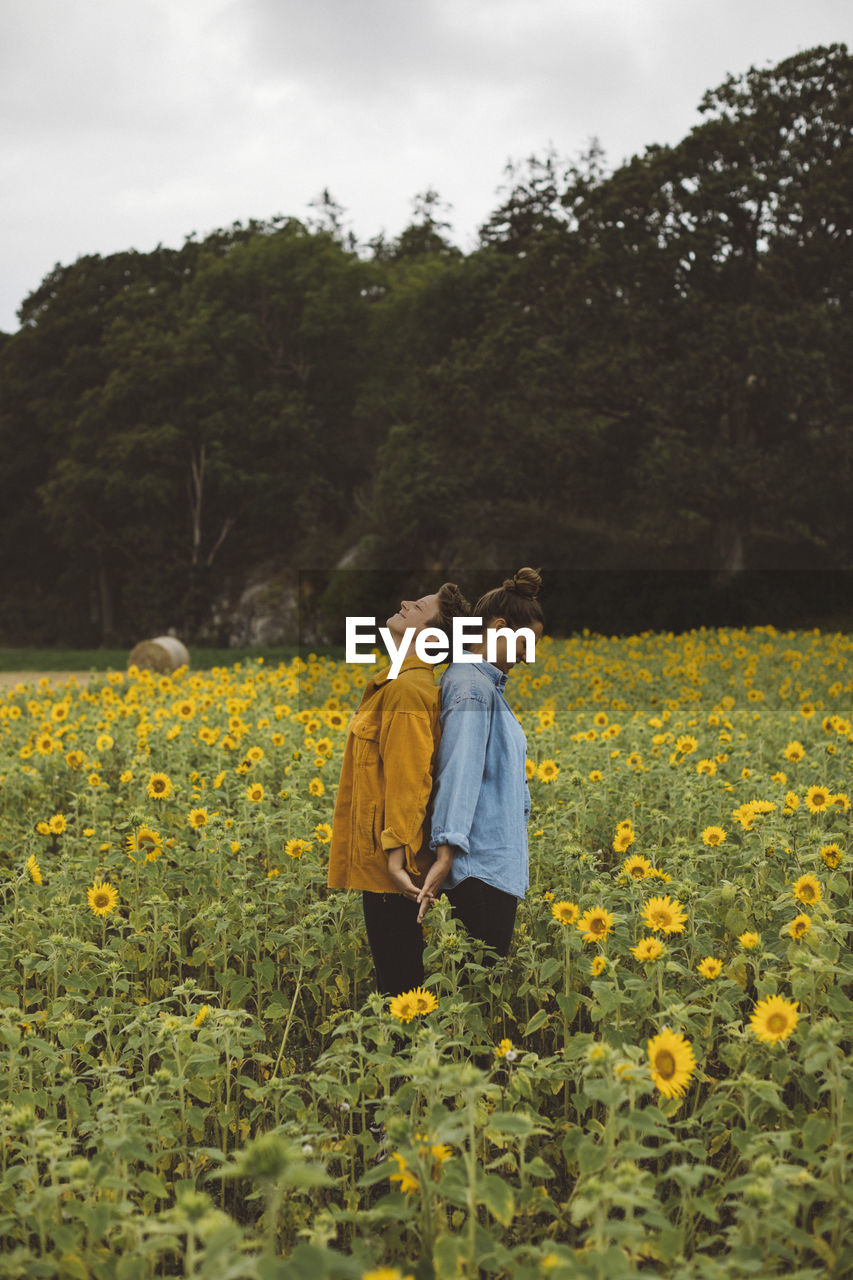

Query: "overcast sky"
left=1, top=0, right=849, bottom=333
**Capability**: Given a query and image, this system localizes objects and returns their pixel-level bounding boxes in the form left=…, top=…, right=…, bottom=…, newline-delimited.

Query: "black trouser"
left=446, top=876, right=518, bottom=959
left=362, top=891, right=425, bottom=997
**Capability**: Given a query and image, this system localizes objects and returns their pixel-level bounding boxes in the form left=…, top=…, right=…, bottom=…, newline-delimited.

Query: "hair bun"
left=505, top=567, right=542, bottom=599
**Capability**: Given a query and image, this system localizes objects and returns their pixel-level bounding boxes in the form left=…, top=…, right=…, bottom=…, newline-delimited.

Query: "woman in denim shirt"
left=418, top=568, right=544, bottom=956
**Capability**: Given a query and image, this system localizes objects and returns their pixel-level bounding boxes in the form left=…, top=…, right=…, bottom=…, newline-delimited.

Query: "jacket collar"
left=373, top=651, right=437, bottom=686
left=460, top=652, right=509, bottom=691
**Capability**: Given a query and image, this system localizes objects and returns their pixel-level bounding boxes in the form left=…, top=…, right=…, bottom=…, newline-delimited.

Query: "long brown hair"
left=475, top=567, right=544, bottom=629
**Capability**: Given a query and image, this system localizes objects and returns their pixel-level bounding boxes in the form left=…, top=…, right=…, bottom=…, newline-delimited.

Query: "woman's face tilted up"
left=385, top=594, right=442, bottom=642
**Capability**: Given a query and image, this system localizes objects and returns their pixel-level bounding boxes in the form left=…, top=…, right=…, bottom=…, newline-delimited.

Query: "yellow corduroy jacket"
left=327, top=652, right=440, bottom=893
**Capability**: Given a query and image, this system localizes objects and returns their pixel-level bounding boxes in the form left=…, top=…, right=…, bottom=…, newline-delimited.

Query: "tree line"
left=1, top=44, right=850, bottom=645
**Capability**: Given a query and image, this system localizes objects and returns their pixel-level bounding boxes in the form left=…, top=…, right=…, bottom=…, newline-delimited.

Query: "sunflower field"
left=1, top=627, right=852, bottom=1280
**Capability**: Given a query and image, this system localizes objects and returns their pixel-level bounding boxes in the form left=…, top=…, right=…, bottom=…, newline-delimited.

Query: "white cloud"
left=0, top=0, right=849, bottom=330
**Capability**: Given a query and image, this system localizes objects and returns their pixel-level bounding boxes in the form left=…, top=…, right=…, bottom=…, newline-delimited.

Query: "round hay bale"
left=128, top=636, right=190, bottom=673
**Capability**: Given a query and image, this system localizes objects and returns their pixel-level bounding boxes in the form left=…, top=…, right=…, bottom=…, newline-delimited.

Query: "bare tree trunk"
left=189, top=444, right=205, bottom=567
left=711, top=386, right=751, bottom=588
left=711, top=516, right=745, bottom=589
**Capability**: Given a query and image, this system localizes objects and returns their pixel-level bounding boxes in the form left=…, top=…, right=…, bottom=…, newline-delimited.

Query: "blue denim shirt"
left=429, top=658, right=531, bottom=899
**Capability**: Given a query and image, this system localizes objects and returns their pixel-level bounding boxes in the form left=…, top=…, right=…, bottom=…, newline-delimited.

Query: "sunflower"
left=313, top=822, right=333, bottom=843
left=749, top=994, right=799, bottom=1044
left=388, top=991, right=418, bottom=1023
left=193, top=1005, right=211, bottom=1028
left=87, top=879, right=118, bottom=918
left=389, top=1152, right=420, bottom=1194
left=792, top=873, right=821, bottom=906
left=588, top=769, right=603, bottom=782
left=784, top=791, right=799, bottom=812
left=696, top=759, right=717, bottom=776
left=495, top=1038, right=514, bottom=1058
left=788, top=914, right=811, bottom=939
left=593, top=712, right=609, bottom=727
left=641, top=895, right=687, bottom=934
left=26, top=854, right=42, bottom=885
left=246, top=783, right=265, bottom=803
left=631, top=936, right=664, bottom=962
left=147, top=772, right=173, bottom=800
left=410, top=987, right=438, bottom=1015
left=309, top=777, right=325, bottom=797
left=35, top=734, right=56, bottom=756
left=576, top=906, right=614, bottom=944
left=537, top=759, right=559, bottom=783
left=820, top=843, right=842, bottom=869
left=525, top=759, right=536, bottom=780
left=126, top=825, right=162, bottom=862
left=551, top=900, right=579, bottom=925
left=622, top=854, right=652, bottom=880
left=697, top=957, right=722, bottom=980
left=804, top=786, right=831, bottom=814
left=246, top=745, right=265, bottom=763
left=647, top=1029, right=696, bottom=1098
left=590, top=955, right=606, bottom=977
left=784, top=741, right=805, bottom=763
left=48, top=813, right=67, bottom=835
left=96, top=734, right=114, bottom=751
left=675, top=735, right=698, bottom=756
left=701, top=826, right=726, bottom=847
left=731, top=804, right=756, bottom=830
left=616, top=819, right=634, bottom=834
left=188, top=809, right=209, bottom=831
left=612, top=829, right=635, bottom=854
left=285, top=838, right=310, bottom=860
left=738, top=931, right=760, bottom=949
left=832, top=792, right=850, bottom=811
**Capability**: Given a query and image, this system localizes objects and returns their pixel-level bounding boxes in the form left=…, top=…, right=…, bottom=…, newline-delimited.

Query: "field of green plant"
left=1, top=629, right=851, bottom=1279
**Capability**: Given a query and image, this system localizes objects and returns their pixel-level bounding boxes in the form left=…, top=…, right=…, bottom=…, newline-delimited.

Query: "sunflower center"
left=655, top=1050, right=676, bottom=1079
left=767, top=1013, right=787, bottom=1034
left=94, top=892, right=109, bottom=908
left=153, top=780, right=165, bottom=793
left=590, top=918, right=605, bottom=935
left=801, top=887, right=815, bottom=902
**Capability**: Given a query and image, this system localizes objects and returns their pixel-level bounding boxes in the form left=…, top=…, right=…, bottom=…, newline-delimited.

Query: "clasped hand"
left=386, top=846, right=454, bottom=923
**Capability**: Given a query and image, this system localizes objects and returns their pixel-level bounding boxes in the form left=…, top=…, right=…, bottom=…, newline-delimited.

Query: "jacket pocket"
left=352, top=726, right=380, bottom=767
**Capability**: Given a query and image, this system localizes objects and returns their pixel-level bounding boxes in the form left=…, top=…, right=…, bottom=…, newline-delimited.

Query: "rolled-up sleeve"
left=430, top=693, right=490, bottom=854
left=378, top=710, right=436, bottom=864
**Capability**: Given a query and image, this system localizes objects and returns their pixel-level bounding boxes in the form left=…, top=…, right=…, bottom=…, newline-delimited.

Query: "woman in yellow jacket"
left=328, top=583, right=469, bottom=995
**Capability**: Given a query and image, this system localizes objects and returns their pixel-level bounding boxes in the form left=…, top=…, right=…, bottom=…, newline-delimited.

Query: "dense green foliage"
left=1, top=45, right=850, bottom=645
